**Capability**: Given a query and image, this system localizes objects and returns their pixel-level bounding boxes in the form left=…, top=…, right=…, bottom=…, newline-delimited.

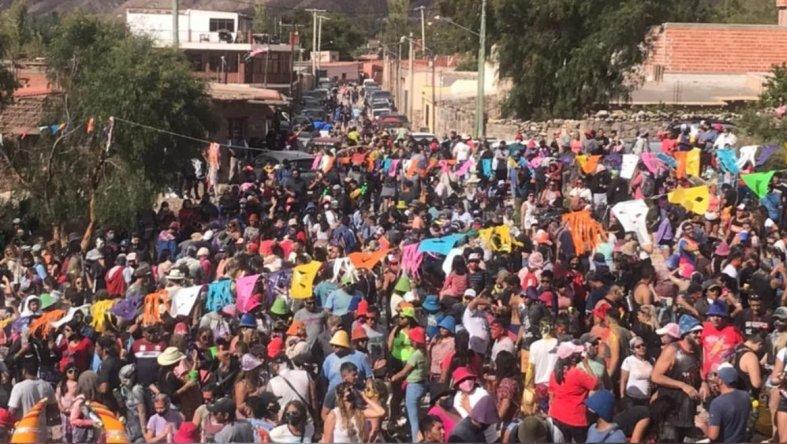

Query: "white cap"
left=203, top=230, right=214, bottom=241
left=468, top=253, right=481, bottom=261
left=464, top=289, right=477, bottom=298
left=197, top=247, right=210, bottom=257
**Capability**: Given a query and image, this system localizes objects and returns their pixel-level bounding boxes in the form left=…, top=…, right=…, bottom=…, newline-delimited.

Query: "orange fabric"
left=29, top=309, right=66, bottom=338
left=577, top=155, right=602, bottom=175
left=142, top=290, right=170, bottom=326
left=322, top=156, right=335, bottom=173
left=379, top=236, right=390, bottom=249
left=338, top=157, right=352, bottom=165
left=562, top=210, right=605, bottom=255
left=348, top=248, right=390, bottom=270
left=351, top=153, right=366, bottom=165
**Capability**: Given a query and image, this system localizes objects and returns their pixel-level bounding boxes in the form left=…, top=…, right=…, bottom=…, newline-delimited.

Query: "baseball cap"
left=655, top=323, right=680, bottom=339
left=207, top=397, right=235, bottom=415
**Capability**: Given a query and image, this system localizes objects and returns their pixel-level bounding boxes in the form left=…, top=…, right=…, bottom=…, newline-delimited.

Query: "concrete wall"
left=645, top=23, right=787, bottom=75
left=127, top=9, right=251, bottom=46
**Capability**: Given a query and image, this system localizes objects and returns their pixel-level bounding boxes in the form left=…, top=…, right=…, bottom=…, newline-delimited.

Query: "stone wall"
left=435, top=95, right=741, bottom=140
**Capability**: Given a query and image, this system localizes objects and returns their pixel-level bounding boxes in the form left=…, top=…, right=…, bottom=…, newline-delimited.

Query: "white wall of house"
left=126, top=9, right=251, bottom=46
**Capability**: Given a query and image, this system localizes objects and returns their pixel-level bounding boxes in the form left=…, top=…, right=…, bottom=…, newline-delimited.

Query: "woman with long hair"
left=234, top=353, right=265, bottom=418
left=439, top=257, right=468, bottom=300
left=269, top=400, right=314, bottom=443
left=56, top=362, right=79, bottom=443
left=69, top=371, right=101, bottom=444
left=620, top=336, right=654, bottom=409
left=493, top=351, right=521, bottom=425
left=322, top=382, right=386, bottom=443
left=390, top=327, right=428, bottom=442
left=548, top=342, right=597, bottom=443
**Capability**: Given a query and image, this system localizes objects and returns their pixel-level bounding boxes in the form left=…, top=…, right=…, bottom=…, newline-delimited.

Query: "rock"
left=596, top=110, right=610, bottom=118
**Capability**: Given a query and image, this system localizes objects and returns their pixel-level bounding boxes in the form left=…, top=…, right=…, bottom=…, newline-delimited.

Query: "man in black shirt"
left=96, top=335, right=122, bottom=410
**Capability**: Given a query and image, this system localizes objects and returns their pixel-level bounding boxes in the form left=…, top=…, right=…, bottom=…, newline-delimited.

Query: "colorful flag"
left=611, top=200, right=651, bottom=245
left=348, top=248, right=390, bottom=270
left=737, top=145, right=757, bottom=169
left=235, top=274, right=261, bottom=313
left=418, top=234, right=464, bottom=255
left=640, top=153, right=665, bottom=175
left=667, top=185, right=710, bottom=215
left=290, top=261, right=322, bottom=299
left=620, top=154, right=638, bottom=180
left=401, top=243, right=423, bottom=278
left=673, top=148, right=701, bottom=178
left=742, top=171, right=775, bottom=199
left=577, top=154, right=602, bottom=175
left=756, top=145, right=778, bottom=166
left=716, top=149, right=740, bottom=174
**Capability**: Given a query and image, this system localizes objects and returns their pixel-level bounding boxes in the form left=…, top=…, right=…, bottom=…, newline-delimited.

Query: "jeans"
left=405, top=381, right=426, bottom=441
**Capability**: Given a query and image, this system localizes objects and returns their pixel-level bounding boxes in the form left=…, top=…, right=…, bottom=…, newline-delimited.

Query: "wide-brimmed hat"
left=166, top=269, right=185, bottom=281
left=452, top=366, right=477, bottom=387
left=408, top=327, right=426, bottom=345
left=437, top=315, right=456, bottom=333
left=678, top=314, right=703, bottom=336
left=706, top=300, right=729, bottom=318
left=329, top=330, right=351, bottom=348
left=157, top=347, right=186, bottom=366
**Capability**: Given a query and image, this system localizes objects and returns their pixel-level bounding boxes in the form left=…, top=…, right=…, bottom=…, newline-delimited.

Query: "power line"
left=112, top=116, right=273, bottom=153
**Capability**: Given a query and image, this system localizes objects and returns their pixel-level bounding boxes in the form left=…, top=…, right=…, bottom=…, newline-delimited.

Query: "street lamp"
left=432, top=0, right=486, bottom=140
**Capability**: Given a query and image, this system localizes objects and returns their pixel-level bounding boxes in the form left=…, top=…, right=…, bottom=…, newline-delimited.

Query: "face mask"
left=285, top=410, right=303, bottom=425
left=458, top=379, right=475, bottom=393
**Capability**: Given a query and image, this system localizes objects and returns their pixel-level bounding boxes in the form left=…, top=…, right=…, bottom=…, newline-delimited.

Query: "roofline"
left=661, top=22, right=787, bottom=30
left=126, top=8, right=252, bottom=19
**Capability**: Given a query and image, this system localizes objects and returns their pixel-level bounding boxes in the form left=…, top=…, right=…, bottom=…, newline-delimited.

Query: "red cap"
left=408, top=326, right=426, bottom=345
left=451, top=366, right=477, bottom=387
left=174, top=322, right=188, bottom=335
left=267, top=336, right=284, bottom=359
left=246, top=243, right=259, bottom=254
left=351, top=325, right=368, bottom=341
left=355, top=299, right=369, bottom=318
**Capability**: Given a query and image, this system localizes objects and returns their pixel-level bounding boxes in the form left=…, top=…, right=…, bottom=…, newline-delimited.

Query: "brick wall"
left=646, top=23, right=787, bottom=74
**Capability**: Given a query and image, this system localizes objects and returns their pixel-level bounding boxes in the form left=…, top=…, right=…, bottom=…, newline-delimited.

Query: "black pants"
left=554, top=419, right=588, bottom=443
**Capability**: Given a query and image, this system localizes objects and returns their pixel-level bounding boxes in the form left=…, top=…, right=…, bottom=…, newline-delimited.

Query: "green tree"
left=381, top=0, right=411, bottom=48
left=2, top=14, right=217, bottom=248
left=712, top=0, right=777, bottom=24
left=496, top=0, right=705, bottom=119
left=0, top=0, right=31, bottom=61
left=739, top=64, right=787, bottom=168
left=252, top=5, right=269, bottom=34
left=318, top=14, right=366, bottom=60
left=429, top=0, right=500, bottom=71
left=0, top=35, right=16, bottom=109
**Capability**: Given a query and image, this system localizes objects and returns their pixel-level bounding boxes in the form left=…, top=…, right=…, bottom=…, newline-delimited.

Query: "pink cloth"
left=235, top=274, right=261, bottom=313
left=389, top=159, right=400, bottom=177
left=401, top=243, right=423, bottom=278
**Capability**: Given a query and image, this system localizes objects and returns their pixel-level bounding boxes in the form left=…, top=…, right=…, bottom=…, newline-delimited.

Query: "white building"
left=126, top=8, right=253, bottom=47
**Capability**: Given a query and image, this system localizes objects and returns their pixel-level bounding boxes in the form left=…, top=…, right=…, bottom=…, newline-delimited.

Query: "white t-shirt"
left=528, top=337, right=558, bottom=385
left=268, top=368, right=311, bottom=410
left=621, top=355, right=653, bottom=399
left=268, top=423, right=314, bottom=443
left=453, top=143, right=470, bottom=162
left=491, top=336, right=516, bottom=361
left=8, top=378, right=55, bottom=414
left=452, top=386, right=490, bottom=418
left=722, top=264, right=738, bottom=280
left=462, top=307, right=490, bottom=354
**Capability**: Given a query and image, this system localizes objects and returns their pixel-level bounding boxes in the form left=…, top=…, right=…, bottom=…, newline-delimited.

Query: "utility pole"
left=396, top=42, right=402, bottom=110
left=305, top=9, right=324, bottom=77
left=172, top=0, right=179, bottom=47
left=408, top=32, right=414, bottom=124
left=416, top=6, right=426, bottom=58
left=280, top=23, right=303, bottom=97
left=476, top=0, right=487, bottom=141
left=317, top=15, right=329, bottom=74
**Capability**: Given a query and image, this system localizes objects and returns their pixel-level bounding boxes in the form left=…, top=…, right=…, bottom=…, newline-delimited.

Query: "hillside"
left=0, top=0, right=431, bottom=16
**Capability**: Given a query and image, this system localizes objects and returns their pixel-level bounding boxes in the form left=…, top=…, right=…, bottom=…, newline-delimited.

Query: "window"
left=209, top=18, right=235, bottom=32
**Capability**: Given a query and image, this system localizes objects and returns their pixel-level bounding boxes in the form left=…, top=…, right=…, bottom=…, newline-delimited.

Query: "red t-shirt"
left=59, top=336, right=93, bottom=373
left=548, top=367, right=597, bottom=426
left=700, top=322, right=743, bottom=379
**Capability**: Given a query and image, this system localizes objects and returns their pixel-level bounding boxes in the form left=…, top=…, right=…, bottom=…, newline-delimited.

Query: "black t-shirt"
left=614, top=405, right=650, bottom=437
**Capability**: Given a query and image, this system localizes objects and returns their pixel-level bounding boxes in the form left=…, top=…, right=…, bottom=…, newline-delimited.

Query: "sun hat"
left=267, top=336, right=284, bottom=359
left=166, top=269, right=185, bottom=281
left=422, top=295, right=440, bottom=313
left=270, top=298, right=290, bottom=316
left=329, top=330, right=351, bottom=348
left=197, top=247, right=210, bottom=257
left=527, top=252, right=544, bottom=269
left=355, top=299, right=369, bottom=318
left=556, top=341, right=584, bottom=359
left=351, top=325, right=368, bottom=341
left=241, top=353, right=264, bottom=372
left=408, top=327, right=427, bottom=345
left=452, top=367, right=477, bottom=387
left=286, top=319, right=305, bottom=336
left=463, top=288, right=477, bottom=298
left=239, top=313, right=257, bottom=328
left=678, top=314, right=703, bottom=336
left=706, top=300, right=729, bottom=318
left=173, top=322, right=189, bottom=335
left=39, top=293, right=59, bottom=310
left=655, top=323, right=680, bottom=339
left=437, top=315, right=456, bottom=333
left=399, top=304, right=416, bottom=319
left=467, top=253, right=481, bottom=262
left=157, top=347, right=186, bottom=366
left=585, top=389, right=615, bottom=422
left=714, top=242, right=731, bottom=257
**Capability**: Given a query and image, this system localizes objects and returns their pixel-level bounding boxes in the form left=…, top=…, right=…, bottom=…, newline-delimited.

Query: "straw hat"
left=329, top=330, right=351, bottom=348
left=157, top=347, right=186, bottom=366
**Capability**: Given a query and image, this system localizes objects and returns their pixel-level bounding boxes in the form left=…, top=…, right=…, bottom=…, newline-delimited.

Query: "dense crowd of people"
left=0, top=83, right=785, bottom=444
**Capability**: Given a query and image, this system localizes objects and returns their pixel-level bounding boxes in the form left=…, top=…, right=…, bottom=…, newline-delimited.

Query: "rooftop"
left=207, top=83, right=288, bottom=104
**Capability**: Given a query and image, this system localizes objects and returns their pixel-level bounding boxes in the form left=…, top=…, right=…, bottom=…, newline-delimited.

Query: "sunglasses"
left=67, top=368, right=77, bottom=374
left=634, top=344, right=646, bottom=349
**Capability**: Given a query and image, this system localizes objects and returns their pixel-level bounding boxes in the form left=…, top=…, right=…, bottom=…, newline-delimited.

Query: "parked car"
left=306, top=136, right=343, bottom=153
left=411, top=132, right=437, bottom=143
left=371, top=108, right=392, bottom=120
left=253, top=150, right=317, bottom=181
left=376, top=113, right=410, bottom=131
